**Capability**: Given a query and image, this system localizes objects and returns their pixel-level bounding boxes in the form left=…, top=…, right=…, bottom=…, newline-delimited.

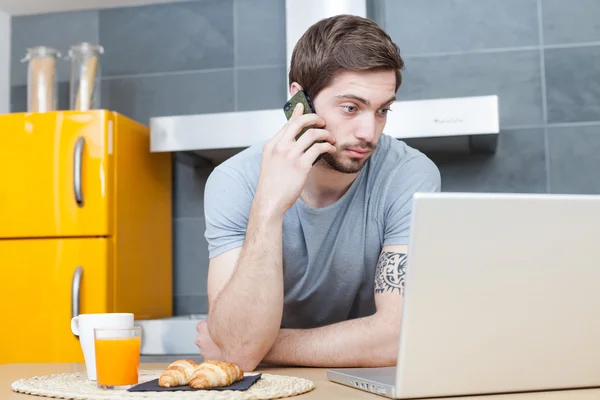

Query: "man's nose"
left=355, top=116, right=377, bottom=143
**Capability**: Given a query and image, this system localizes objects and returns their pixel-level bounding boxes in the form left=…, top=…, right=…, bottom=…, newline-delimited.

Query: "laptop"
left=328, top=192, right=600, bottom=398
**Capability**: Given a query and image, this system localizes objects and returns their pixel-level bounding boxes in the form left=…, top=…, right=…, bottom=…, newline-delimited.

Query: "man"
left=195, top=14, right=441, bottom=371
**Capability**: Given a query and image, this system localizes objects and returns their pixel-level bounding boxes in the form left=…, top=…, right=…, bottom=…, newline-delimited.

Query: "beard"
left=320, top=142, right=376, bottom=174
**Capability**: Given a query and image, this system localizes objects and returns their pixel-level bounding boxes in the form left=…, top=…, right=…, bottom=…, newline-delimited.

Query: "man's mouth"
left=345, top=148, right=370, bottom=158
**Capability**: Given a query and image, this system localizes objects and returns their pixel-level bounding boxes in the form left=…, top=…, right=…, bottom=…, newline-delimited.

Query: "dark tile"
left=403, top=136, right=472, bottom=154
left=399, top=50, right=543, bottom=126
left=10, top=85, right=26, bottom=113
left=101, top=69, right=234, bottom=125
left=173, top=161, right=212, bottom=219
left=11, top=10, right=99, bottom=85
left=11, top=82, right=70, bottom=113
left=429, top=129, right=547, bottom=193
left=384, top=0, right=538, bottom=55
left=545, top=46, right=600, bottom=123
left=235, top=0, right=286, bottom=67
left=173, top=217, right=210, bottom=296
left=174, top=295, right=208, bottom=315
left=542, top=0, right=600, bottom=45
left=99, top=0, right=234, bottom=76
left=548, top=125, right=600, bottom=194
left=236, top=66, right=287, bottom=111
left=367, top=0, right=387, bottom=28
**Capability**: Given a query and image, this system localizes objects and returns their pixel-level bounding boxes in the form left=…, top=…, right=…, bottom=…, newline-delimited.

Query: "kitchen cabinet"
left=0, top=110, right=172, bottom=363
left=0, top=111, right=110, bottom=237
left=0, top=238, right=108, bottom=362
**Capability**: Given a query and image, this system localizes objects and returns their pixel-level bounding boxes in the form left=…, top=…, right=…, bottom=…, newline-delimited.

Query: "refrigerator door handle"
left=71, top=266, right=83, bottom=321
left=74, top=137, right=85, bottom=207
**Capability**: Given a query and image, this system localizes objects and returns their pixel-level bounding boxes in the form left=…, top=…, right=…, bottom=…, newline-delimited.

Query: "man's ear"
left=289, top=82, right=303, bottom=97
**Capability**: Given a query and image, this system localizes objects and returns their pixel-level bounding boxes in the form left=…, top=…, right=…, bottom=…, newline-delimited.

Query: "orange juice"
left=94, top=337, right=141, bottom=386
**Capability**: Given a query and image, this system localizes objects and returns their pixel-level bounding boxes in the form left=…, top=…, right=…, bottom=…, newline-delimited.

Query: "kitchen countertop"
left=3, top=363, right=600, bottom=399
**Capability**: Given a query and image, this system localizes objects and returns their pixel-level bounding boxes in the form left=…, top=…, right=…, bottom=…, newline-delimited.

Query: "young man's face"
left=309, top=69, right=397, bottom=174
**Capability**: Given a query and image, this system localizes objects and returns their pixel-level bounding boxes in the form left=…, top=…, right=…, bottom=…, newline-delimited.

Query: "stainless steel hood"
left=149, top=0, right=499, bottom=164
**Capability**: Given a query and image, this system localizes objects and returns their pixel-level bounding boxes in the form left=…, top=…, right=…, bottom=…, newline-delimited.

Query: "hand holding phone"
left=283, top=90, right=327, bottom=164
left=253, top=91, right=336, bottom=217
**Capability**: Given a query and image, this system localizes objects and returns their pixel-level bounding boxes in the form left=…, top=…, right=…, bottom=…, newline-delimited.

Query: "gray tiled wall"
left=10, top=0, right=600, bottom=315
left=397, top=50, right=544, bottom=126
left=383, top=0, right=600, bottom=195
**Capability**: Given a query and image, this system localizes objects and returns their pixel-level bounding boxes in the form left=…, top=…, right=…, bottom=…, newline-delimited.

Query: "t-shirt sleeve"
left=203, top=167, right=253, bottom=259
left=383, top=155, right=441, bottom=246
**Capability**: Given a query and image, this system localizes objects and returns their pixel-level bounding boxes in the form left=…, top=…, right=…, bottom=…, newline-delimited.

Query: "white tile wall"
left=0, top=9, right=10, bottom=114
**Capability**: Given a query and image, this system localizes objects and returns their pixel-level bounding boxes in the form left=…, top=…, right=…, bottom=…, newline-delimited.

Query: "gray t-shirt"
left=203, top=134, right=441, bottom=329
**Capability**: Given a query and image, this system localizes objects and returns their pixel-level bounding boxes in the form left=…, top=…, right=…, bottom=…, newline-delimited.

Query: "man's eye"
left=378, top=108, right=391, bottom=116
left=342, top=105, right=357, bottom=113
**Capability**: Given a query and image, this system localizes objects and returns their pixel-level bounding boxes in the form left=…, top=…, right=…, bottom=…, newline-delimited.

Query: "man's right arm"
left=206, top=201, right=284, bottom=372
left=203, top=102, right=336, bottom=371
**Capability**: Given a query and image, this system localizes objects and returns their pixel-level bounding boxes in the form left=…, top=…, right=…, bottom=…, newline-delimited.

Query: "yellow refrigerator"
left=0, top=110, right=173, bottom=364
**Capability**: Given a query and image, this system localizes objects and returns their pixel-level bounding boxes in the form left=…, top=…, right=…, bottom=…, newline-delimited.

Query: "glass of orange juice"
left=93, top=326, right=142, bottom=389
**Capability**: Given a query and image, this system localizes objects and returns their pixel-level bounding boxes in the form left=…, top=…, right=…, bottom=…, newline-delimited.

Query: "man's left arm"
left=262, top=244, right=407, bottom=368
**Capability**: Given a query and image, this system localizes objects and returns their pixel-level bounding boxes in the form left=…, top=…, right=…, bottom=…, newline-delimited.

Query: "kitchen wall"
left=9, top=0, right=600, bottom=315
left=0, top=9, right=9, bottom=114
left=383, top=0, right=600, bottom=195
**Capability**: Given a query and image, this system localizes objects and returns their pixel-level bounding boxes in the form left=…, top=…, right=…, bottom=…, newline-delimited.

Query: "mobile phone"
left=283, top=90, right=326, bottom=163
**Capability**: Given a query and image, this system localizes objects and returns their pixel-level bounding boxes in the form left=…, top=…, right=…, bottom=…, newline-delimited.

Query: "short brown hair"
left=289, top=14, right=404, bottom=99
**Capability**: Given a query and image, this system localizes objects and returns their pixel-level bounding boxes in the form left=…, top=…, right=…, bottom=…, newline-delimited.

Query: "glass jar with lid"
left=20, top=46, right=61, bottom=112
left=67, top=42, right=104, bottom=111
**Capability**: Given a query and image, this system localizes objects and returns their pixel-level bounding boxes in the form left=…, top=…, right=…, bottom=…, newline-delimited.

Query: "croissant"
left=188, top=360, right=244, bottom=389
left=158, top=359, right=199, bottom=387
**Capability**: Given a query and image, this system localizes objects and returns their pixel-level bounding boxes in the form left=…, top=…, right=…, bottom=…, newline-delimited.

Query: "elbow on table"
left=372, top=313, right=401, bottom=367
left=208, top=322, right=278, bottom=372
left=221, top=346, right=266, bottom=372
left=378, top=347, right=398, bottom=367
left=218, top=334, right=276, bottom=372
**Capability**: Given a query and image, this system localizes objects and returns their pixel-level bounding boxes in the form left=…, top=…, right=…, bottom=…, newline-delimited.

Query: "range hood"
left=149, top=0, right=499, bottom=165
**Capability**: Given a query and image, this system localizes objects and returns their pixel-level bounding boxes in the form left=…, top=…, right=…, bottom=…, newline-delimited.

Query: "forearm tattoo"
left=374, top=251, right=407, bottom=296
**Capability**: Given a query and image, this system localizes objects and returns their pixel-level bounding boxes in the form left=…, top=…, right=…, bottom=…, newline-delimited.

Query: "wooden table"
left=3, top=363, right=600, bottom=399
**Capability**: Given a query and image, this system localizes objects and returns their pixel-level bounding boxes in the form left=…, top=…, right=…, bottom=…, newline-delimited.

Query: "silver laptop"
left=328, top=192, right=600, bottom=398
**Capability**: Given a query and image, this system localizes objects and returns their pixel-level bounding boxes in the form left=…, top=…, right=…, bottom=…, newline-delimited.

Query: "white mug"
left=71, top=313, right=134, bottom=380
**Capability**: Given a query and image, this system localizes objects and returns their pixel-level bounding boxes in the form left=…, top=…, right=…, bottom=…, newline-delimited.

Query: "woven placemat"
left=11, top=370, right=315, bottom=400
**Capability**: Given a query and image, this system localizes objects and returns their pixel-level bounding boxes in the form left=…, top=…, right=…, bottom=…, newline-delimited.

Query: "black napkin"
left=127, top=374, right=262, bottom=392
